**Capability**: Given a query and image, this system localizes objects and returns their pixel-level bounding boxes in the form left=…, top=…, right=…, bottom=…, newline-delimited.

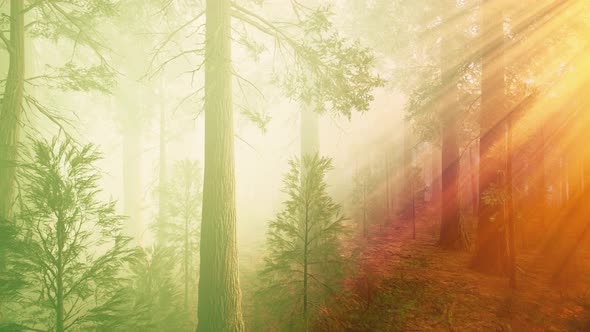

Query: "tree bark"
left=122, top=123, right=142, bottom=243
left=184, top=211, right=189, bottom=310
left=303, top=203, right=309, bottom=326
left=470, top=144, right=479, bottom=216
left=158, top=103, right=167, bottom=245
left=472, top=0, right=509, bottom=275
left=507, top=115, right=516, bottom=288
left=438, top=0, right=467, bottom=250
left=386, top=153, right=391, bottom=218
left=0, top=0, right=25, bottom=225
left=56, top=212, right=65, bottom=332
left=402, top=120, right=413, bottom=219
left=197, top=0, right=244, bottom=330
left=431, top=145, right=442, bottom=216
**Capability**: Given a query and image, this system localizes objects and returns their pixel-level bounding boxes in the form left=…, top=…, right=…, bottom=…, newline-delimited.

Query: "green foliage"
left=2, top=136, right=134, bottom=331
left=26, top=0, right=116, bottom=48
left=86, top=246, right=191, bottom=332
left=0, top=217, right=27, bottom=307
left=37, top=62, right=116, bottom=94
left=481, top=182, right=508, bottom=209
left=270, top=3, right=384, bottom=117
left=254, top=154, right=347, bottom=331
left=157, top=159, right=202, bottom=310
left=157, top=159, right=202, bottom=252
left=316, top=273, right=428, bottom=332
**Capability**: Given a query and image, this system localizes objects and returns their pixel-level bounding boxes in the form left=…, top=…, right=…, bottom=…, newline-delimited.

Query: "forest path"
left=316, top=206, right=590, bottom=331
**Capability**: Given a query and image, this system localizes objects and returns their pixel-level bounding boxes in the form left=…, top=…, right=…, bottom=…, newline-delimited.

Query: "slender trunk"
left=158, top=104, right=167, bottom=245
left=56, top=213, right=65, bottom=332
left=386, top=153, right=391, bottom=218
left=184, top=213, right=189, bottom=311
left=507, top=115, right=516, bottom=288
left=197, top=0, right=244, bottom=330
left=472, top=0, right=509, bottom=275
left=412, top=175, right=416, bottom=240
left=560, top=157, right=567, bottom=208
left=431, top=146, right=442, bottom=219
left=0, top=0, right=25, bottom=225
left=363, top=181, right=368, bottom=237
left=402, top=120, right=413, bottom=218
left=123, top=125, right=142, bottom=243
left=303, top=204, right=309, bottom=327
left=470, top=144, right=479, bottom=216
left=538, top=126, right=546, bottom=230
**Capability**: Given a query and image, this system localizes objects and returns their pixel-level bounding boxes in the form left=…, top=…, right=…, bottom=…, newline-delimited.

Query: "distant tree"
left=472, top=0, right=510, bottom=274
left=352, top=164, right=377, bottom=237
left=87, top=246, right=190, bottom=332
left=2, top=137, right=133, bottom=332
left=151, top=1, right=382, bottom=329
left=438, top=0, right=469, bottom=250
left=0, top=0, right=117, bottom=228
left=158, top=159, right=202, bottom=311
left=256, top=155, right=346, bottom=331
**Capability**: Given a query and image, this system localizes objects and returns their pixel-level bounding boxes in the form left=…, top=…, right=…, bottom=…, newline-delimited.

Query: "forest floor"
left=316, top=205, right=590, bottom=332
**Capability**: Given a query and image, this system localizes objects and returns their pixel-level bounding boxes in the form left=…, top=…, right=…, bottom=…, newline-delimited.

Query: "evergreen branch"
left=0, top=31, right=11, bottom=54
left=149, top=11, right=205, bottom=75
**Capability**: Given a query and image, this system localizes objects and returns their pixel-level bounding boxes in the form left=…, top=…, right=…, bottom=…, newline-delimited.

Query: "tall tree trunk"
left=537, top=126, right=546, bottom=231
left=363, top=179, right=368, bottom=237
left=197, top=0, right=244, bottom=330
left=303, top=204, right=309, bottom=327
left=158, top=104, right=167, bottom=245
left=0, top=0, right=25, bottom=225
left=184, top=212, right=189, bottom=310
left=470, top=143, right=479, bottom=216
left=439, top=1, right=466, bottom=250
left=431, top=145, right=442, bottom=217
left=386, top=152, right=391, bottom=218
left=507, top=115, right=516, bottom=288
left=122, top=124, right=142, bottom=243
left=472, top=0, right=509, bottom=275
left=56, top=214, right=65, bottom=332
left=560, top=157, right=567, bottom=207
left=440, top=113, right=464, bottom=248
left=402, top=120, right=413, bottom=219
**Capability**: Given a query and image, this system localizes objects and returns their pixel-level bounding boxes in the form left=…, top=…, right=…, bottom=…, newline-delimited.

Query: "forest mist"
left=1, top=0, right=590, bottom=331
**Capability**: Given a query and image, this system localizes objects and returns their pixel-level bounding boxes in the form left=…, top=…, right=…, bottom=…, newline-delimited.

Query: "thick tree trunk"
left=472, top=1, right=509, bottom=275
left=438, top=1, right=467, bottom=250
left=197, top=0, right=244, bottom=330
left=440, top=113, right=464, bottom=249
left=0, top=0, right=25, bottom=225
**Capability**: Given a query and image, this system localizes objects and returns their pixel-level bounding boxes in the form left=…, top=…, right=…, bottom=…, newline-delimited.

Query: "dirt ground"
left=316, top=207, right=590, bottom=331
